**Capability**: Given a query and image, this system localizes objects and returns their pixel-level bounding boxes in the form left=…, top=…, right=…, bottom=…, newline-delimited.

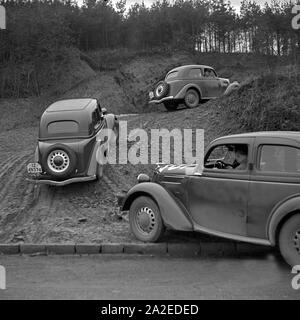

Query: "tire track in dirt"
left=2, top=182, right=58, bottom=243
left=30, top=185, right=58, bottom=242
left=0, top=151, right=34, bottom=241
left=101, top=175, right=120, bottom=194
left=0, top=154, right=25, bottom=180
left=0, top=152, right=32, bottom=205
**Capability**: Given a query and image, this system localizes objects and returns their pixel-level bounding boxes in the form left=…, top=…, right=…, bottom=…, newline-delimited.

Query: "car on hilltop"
left=149, top=65, right=230, bottom=111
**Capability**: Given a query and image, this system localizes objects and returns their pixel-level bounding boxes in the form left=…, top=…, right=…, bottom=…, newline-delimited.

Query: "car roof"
left=215, top=131, right=300, bottom=142
left=168, top=65, right=213, bottom=73
left=46, top=98, right=95, bottom=112
left=39, top=98, right=98, bottom=139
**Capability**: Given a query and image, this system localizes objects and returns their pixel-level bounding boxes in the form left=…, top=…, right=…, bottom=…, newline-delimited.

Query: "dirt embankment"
left=0, top=52, right=298, bottom=243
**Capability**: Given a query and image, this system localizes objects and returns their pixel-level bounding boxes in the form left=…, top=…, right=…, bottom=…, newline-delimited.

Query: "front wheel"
left=184, top=89, right=200, bottom=108
left=129, top=196, right=165, bottom=242
left=279, top=214, right=300, bottom=266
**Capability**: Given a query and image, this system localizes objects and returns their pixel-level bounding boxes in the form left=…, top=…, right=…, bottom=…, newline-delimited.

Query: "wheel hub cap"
left=187, top=93, right=196, bottom=104
left=53, top=156, right=64, bottom=167
left=294, top=230, right=300, bottom=255
left=156, top=85, right=164, bottom=96
left=136, top=207, right=156, bottom=234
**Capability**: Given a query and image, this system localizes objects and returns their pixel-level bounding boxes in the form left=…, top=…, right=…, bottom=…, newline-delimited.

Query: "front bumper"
left=26, top=175, right=97, bottom=186
left=149, top=96, right=174, bottom=104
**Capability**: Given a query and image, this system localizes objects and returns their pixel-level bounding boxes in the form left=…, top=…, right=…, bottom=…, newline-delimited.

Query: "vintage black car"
left=27, top=98, right=118, bottom=186
left=120, top=132, right=300, bottom=266
left=149, top=65, right=230, bottom=111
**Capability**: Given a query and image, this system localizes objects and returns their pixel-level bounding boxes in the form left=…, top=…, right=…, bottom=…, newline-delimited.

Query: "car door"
left=247, top=137, right=300, bottom=239
left=186, top=138, right=255, bottom=236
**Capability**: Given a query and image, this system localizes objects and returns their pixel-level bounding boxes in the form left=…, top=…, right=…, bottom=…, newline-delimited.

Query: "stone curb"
left=0, top=242, right=274, bottom=257
left=0, top=244, right=20, bottom=254
left=124, top=243, right=167, bottom=255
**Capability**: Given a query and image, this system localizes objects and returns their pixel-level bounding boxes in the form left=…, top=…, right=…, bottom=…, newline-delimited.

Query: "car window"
left=48, top=121, right=79, bottom=135
left=258, top=145, right=300, bottom=173
left=187, top=69, right=202, bottom=79
left=204, top=144, right=248, bottom=170
left=207, top=145, right=228, bottom=161
left=166, top=71, right=178, bottom=80
left=203, top=68, right=217, bottom=78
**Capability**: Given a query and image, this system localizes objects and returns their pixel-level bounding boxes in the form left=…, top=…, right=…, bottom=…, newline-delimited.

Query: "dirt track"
left=0, top=103, right=225, bottom=244
left=0, top=52, right=257, bottom=243
left=0, top=121, right=137, bottom=243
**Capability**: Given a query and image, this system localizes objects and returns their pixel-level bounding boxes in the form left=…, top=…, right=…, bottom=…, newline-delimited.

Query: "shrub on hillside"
left=218, top=71, right=300, bottom=132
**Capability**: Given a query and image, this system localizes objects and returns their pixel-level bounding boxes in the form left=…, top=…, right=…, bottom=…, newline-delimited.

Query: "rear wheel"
left=163, top=101, right=178, bottom=111
left=184, top=89, right=200, bottom=108
left=129, top=196, right=165, bottom=242
left=279, top=214, right=300, bottom=266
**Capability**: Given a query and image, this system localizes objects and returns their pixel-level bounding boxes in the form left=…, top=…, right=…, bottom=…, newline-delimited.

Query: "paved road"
left=0, top=254, right=299, bottom=299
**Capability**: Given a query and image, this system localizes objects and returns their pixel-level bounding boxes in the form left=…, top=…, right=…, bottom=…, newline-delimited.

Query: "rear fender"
left=174, top=84, right=202, bottom=100
left=122, top=182, right=193, bottom=231
left=268, top=195, right=300, bottom=245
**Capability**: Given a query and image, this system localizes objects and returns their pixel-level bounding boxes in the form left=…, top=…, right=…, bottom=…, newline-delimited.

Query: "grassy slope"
left=217, top=69, right=300, bottom=133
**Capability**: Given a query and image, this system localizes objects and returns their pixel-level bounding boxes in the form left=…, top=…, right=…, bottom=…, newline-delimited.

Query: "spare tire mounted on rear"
left=154, top=81, right=169, bottom=99
left=42, top=144, right=77, bottom=179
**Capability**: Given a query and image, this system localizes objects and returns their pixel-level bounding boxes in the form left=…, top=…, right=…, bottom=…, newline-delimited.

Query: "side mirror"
left=102, top=107, right=107, bottom=115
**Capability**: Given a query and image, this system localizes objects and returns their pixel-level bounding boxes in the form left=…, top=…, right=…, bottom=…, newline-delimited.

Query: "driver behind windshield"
left=220, top=145, right=240, bottom=169
left=226, top=145, right=238, bottom=168
left=218, top=145, right=248, bottom=170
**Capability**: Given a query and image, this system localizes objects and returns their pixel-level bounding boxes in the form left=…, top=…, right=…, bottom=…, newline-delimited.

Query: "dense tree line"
left=1, top=0, right=299, bottom=56
left=0, top=0, right=299, bottom=97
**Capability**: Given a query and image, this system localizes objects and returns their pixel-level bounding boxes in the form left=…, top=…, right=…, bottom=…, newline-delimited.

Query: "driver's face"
left=228, top=151, right=235, bottom=161
left=226, top=147, right=235, bottom=162
left=235, top=152, right=247, bottom=163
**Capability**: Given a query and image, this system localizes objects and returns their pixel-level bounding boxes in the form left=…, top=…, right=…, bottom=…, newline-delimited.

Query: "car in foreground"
left=27, top=98, right=118, bottom=186
left=148, top=65, right=230, bottom=111
left=120, top=131, right=300, bottom=266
